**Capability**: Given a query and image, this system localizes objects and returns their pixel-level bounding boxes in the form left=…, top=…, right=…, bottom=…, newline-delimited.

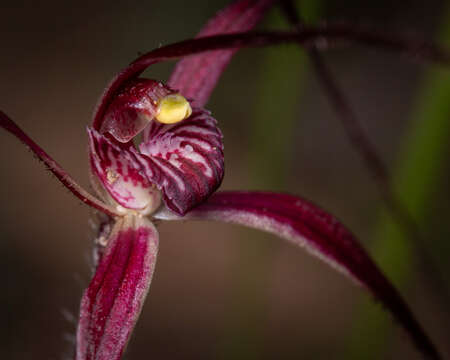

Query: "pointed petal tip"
left=178, top=191, right=441, bottom=360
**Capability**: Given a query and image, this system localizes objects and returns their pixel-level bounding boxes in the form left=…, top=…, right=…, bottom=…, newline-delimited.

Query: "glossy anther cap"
left=156, top=94, right=192, bottom=124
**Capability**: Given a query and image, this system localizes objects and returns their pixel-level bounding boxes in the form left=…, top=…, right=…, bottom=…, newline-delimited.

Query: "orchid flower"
left=0, top=1, right=445, bottom=359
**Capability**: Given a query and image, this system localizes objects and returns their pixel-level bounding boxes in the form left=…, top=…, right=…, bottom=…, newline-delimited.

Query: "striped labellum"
left=89, top=77, right=225, bottom=216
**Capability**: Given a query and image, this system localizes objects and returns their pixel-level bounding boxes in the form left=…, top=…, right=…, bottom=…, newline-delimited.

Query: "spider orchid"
left=0, top=0, right=444, bottom=359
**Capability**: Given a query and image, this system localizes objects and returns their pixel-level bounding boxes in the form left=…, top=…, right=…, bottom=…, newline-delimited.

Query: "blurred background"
left=1, top=0, right=449, bottom=359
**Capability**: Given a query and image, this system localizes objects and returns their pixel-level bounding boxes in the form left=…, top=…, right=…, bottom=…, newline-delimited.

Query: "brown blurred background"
left=1, top=0, right=449, bottom=359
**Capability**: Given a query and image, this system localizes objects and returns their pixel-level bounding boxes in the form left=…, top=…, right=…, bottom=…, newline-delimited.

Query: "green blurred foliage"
left=348, top=4, right=450, bottom=359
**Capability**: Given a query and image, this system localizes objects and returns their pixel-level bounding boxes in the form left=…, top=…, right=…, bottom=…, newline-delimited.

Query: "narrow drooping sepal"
left=168, top=0, right=275, bottom=107
left=88, top=128, right=161, bottom=212
left=155, top=191, right=440, bottom=360
left=100, top=79, right=177, bottom=143
left=0, top=111, right=121, bottom=217
left=76, top=216, right=159, bottom=360
left=137, top=108, right=224, bottom=215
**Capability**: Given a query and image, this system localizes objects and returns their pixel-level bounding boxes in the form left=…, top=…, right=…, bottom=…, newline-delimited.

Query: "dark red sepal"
left=76, top=216, right=159, bottom=360
left=0, top=111, right=121, bottom=217
left=156, top=191, right=441, bottom=360
left=92, top=26, right=450, bottom=131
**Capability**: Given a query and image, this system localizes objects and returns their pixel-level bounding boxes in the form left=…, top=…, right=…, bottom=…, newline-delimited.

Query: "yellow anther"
left=155, top=94, right=192, bottom=124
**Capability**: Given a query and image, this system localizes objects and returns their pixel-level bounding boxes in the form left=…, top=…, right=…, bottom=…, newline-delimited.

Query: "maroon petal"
left=168, top=0, right=274, bottom=107
left=134, top=107, right=224, bottom=215
left=0, top=110, right=120, bottom=217
left=88, top=128, right=161, bottom=212
left=155, top=191, right=440, bottom=360
left=76, top=216, right=158, bottom=360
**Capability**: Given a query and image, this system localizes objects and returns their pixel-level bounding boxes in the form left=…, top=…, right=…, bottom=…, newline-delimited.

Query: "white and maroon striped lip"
left=137, top=107, right=224, bottom=215
left=89, top=104, right=224, bottom=216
